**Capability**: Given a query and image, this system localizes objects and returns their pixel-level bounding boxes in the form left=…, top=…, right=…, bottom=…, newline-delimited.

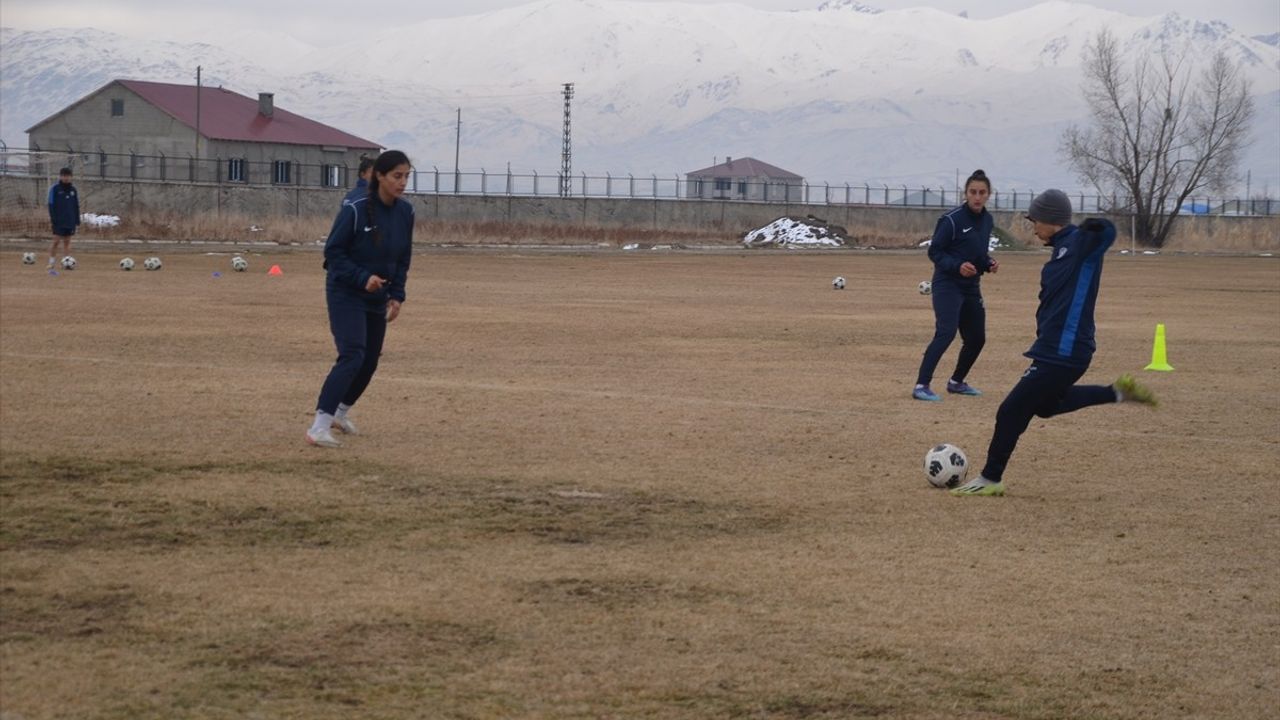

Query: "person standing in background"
left=912, top=169, right=999, bottom=402
left=47, top=167, right=80, bottom=268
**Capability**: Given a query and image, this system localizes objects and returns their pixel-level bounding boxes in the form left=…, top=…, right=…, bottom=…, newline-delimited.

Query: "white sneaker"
left=305, top=427, right=342, bottom=448
left=331, top=415, right=359, bottom=435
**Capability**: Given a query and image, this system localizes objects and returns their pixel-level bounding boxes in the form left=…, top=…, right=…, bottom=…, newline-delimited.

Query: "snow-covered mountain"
left=2, top=0, right=1277, bottom=193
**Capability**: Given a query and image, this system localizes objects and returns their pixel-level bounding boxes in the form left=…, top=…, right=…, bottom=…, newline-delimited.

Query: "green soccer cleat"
left=950, top=476, right=1005, bottom=497
left=1114, top=374, right=1158, bottom=407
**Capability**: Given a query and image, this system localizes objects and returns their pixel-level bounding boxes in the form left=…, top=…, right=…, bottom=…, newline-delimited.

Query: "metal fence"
left=3, top=149, right=1276, bottom=216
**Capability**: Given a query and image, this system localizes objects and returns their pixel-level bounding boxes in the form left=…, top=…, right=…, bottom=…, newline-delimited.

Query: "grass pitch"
left=1, top=244, right=1277, bottom=719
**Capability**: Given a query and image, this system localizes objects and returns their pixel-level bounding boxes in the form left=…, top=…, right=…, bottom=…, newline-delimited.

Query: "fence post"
left=129, top=151, right=137, bottom=180
left=506, top=168, right=512, bottom=195
left=533, top=170, right=539, bottom=196
left=922, top=186, right=928, bottom=207
left=629, top=173, right=635, bottom=197
left=582, top=172, right=587, bottom=197
left=432, top=166, right=439, bottom=194
left=606, top=172, right=612, bottom=197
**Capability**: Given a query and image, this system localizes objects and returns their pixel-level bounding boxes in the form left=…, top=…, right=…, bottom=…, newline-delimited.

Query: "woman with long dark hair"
left=912, top=169, right=999, bottom=402
left=306, top=150, right=414, bottom=447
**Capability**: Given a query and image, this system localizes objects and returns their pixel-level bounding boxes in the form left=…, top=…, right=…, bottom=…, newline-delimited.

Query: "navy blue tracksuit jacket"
left=1025, top=219, right=1116, bottom=369
left=342, top=178, right=368, bottom=206
left=927, top=204, right=995, bottom=289
left=323, top=194, right=413, bottom=309
left=48, top=181, right=81, bottom=234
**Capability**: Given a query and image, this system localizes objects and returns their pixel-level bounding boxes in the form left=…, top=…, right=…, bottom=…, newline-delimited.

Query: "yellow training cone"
left=1144, top=323, right=1174, bottom=372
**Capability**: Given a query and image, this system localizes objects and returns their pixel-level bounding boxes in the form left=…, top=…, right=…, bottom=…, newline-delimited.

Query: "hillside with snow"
left=1, top=0, right=1276, bottom=193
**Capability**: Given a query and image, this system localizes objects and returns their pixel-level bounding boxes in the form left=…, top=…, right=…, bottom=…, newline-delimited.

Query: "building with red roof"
left=26, top=79, right=380, bottom=187
left=685, top=156, right=804, bottom=202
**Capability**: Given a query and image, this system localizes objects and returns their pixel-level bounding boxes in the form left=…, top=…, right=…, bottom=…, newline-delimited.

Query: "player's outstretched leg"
left=1113, top=374, right=1158, bottom=407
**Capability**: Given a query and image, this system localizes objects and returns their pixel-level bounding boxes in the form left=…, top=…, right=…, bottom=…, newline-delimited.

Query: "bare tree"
left=1061, top=29, right=1254, bottom=247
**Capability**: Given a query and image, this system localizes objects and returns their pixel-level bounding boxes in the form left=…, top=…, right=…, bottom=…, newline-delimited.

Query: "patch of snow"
left=81, top=212, right=120, bottom=227
left=742, top=216, right=846, bottom=248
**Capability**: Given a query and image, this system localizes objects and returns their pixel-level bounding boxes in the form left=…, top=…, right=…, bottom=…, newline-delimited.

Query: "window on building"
left=111, top=99, right=124, bottom=116
left=738, top=181, right=747, bottom=195
left=714, top=178, right=731, bottom=191
left=322, top=164, right=342, bottom=188
left=228, top=158, right=246, bottom=183
left=272, top=161, right=291, bottom=184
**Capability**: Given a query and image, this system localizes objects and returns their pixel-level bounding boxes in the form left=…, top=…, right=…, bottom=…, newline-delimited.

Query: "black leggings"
left=981, top=362, right=1116, bottom=481
left=916, top=284, right=985, bottom=387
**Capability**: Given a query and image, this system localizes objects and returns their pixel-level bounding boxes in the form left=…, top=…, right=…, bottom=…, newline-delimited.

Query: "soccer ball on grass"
left=832, top=276, right=846, bottom=290
left=119, top=257, right=135, bottom=271
left=22, top=252, right=36, bottom=265
left=231, top=256, right=248, bottom=272
left=918, top=280, right=932, bottom=295
left=143, top=257, right=162, bottom=271
left=60, top=256, right=77, bottom=270
left=924, top=443, right=969, bottom=489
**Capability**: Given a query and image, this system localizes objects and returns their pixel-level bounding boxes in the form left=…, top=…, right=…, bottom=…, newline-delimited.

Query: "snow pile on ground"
left=918, top=235, right=1002, bottom=251
left=742, top=216, right=847, bottom=248
left=81, top=213, right=120, bottom=227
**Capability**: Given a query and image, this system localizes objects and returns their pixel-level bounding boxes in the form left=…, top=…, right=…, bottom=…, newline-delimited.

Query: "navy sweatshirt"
left=323, top=194, right=413, bottom=309
left=341, top=177, right=368, bottom=206
left=927, top=204, right=995, bottom=289
left=48, top=181, right=81, bottom=231
left=1025, top=219, right=1116, bottom=369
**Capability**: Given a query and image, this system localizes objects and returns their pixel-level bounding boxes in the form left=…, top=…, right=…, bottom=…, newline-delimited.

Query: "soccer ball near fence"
left=832, top=276, right=846, bottom=290
left=60, top=256, right=76, bottom=270
left=924, top=443, right=968, bottom=489
left=918, top=280, right=932, bottom=296
left=22, top=252, right=36, bottom=265
left=231, top=256, right=248, bottom=272
left=144, top=257, right=162, bottom=271
left=119, top=257, right=135, bottom=271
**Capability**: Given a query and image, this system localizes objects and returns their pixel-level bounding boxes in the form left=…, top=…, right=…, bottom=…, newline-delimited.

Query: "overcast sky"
left=3, top=0, right=1277, bottom=42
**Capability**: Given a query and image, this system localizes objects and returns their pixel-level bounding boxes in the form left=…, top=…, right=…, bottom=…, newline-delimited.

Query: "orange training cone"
left=267, top=264, right=283, bottom=276
left=1144, top=323, right=1174, bottom=372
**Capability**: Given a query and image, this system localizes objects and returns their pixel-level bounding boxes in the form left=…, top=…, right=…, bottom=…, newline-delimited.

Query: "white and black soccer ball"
left=924, top=443, right=969, bottom=489
left=119, top=257, right=135, bottom=271
left=60, top=256, right=77, bottom=270
left=832, top=276, right=846, bottom=290
left=231, top=256, right=248, bottom=272
left=143, top=256, right=162, bottom=271
left=918, top=280, right=932, bottom=296
left=22, top=252, right=36, bottom=265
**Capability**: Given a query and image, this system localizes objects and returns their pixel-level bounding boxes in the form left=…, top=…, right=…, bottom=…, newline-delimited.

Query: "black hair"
left=59, top=167, right=72, bottom=176
left=964, top=168, right=991, bottom=192
left=365, top=150, right=411, bottom=248
left=357, top=156, right=375, bottom=175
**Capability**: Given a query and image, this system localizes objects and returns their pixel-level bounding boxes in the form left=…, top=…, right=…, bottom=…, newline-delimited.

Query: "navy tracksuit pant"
left=316, top=298, right=387, bottom=415
left=916, top=282, right=985, bottom=387
left=981, top=362, right=1116, bottom=481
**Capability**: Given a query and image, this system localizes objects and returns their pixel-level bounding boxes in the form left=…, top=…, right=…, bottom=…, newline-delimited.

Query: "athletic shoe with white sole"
left=331, top=415, right=359, bottom=435
left=305, top=427, right=342, bottom=448
left=946, top=380, right=982, bottom=396
left=913, top=385, right=942, bottom=402
left=1114, top=374, right=1158, bottom=407
left=950, top=475, right=1005, bottom=497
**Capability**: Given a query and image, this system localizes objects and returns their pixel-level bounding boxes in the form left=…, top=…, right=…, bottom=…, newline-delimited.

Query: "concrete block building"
left=685, top=156, right=804, bottom=202
left=26, top=79, right=380, bottom=186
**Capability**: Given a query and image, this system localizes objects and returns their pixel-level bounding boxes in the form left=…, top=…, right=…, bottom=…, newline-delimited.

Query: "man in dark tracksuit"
left=913, top=180, right=998, bottom=401
left=952, top=189, right=1157, bottom=497
left=47, top=167, right=80, bottom=268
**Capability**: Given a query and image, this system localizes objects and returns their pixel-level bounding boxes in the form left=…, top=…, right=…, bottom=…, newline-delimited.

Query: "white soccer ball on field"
left=60, top=256, right=77, bottom=270
left=924, top=443, right=969, bottom=489
left=918, top=280, right=932, bottom=295
left=144, top=256, right=162, bottom=271
left=231, top=256, right=248, bottom=272
left=832, top=276, right=846, bottom=290
left=22, top=252, right=36, bottom=265
left=119, top=257, right=135, bottom=271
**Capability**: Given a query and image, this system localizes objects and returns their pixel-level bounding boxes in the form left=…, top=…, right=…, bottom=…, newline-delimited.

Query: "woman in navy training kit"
left=951, top=189, right=1157, bottom=496
left=47, top=167, right=80, bottom=269
left=306, top=150, right=414, bottom=448
left=913, top=169, right=999, bottom=402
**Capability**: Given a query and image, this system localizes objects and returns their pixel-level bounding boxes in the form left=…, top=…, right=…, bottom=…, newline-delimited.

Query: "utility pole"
left=195, top=66, right=202, bottom=159
left=454, top=108, right=461, bottom=194
left=560, top=83, right=574, bottom=197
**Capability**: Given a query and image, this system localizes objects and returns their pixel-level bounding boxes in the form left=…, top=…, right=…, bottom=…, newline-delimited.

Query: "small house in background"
left=685, top=156, right=804, bottom=202
left=26, top=79, right=380, bottom=187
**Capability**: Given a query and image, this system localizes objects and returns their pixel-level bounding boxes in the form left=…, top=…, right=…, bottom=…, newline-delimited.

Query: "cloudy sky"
left=4, top=0, right=1277, bottom=42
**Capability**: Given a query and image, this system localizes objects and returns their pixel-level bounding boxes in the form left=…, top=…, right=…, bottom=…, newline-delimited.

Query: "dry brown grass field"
left=1, top=241, right=1277, bottom=720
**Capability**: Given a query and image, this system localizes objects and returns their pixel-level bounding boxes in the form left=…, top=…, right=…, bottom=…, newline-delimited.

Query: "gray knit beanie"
left=1027, top=189, right=1073, bottom=226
